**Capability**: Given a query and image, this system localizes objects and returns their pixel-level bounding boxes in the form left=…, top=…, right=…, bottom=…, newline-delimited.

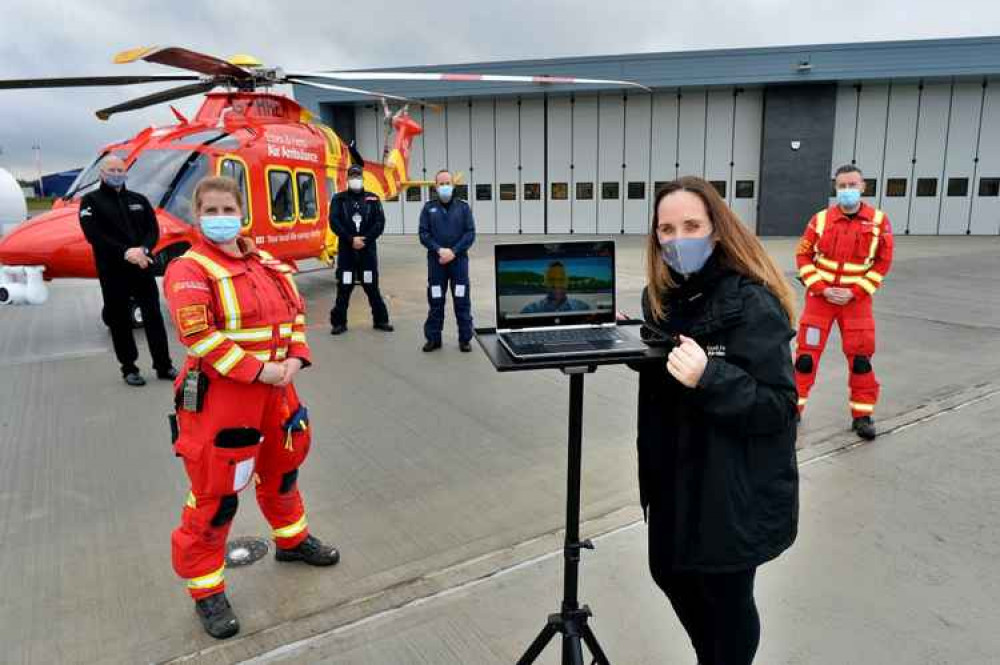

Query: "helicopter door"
left=218, top=156, right=252, bottom=229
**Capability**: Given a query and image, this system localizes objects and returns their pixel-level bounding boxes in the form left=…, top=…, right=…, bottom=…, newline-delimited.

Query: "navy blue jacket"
left=418, top=198, right=475, bottom=256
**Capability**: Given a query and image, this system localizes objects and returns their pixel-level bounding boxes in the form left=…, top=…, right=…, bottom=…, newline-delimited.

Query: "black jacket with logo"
left=78, top=183, right=159, bottom=272
left=635, top=251, right=799, bottom=572
left=329, top=189, right=386, bottom=271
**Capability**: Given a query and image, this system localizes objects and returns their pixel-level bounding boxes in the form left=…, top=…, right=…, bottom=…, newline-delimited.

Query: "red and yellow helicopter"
left=0, top=46, right=647, bottom=306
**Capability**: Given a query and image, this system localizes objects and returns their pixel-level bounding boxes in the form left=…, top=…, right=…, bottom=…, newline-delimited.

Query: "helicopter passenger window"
left=296, top=171, right=318, bottom=221
left=268, top=170, right=296, bottom=223
left=161, top=153, right=210, bottom=225
left=219, top=159, right=250, bottom=227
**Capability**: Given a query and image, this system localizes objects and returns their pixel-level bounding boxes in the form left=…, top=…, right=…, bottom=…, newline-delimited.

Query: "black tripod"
left=517, top=366, right=611, bottom=665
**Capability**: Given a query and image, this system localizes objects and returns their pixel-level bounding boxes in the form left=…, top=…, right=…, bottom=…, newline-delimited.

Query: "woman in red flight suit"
left=164, top=176, right=339, bottom=639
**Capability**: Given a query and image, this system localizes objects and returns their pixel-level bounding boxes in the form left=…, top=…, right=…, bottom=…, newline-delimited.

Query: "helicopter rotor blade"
left=95, top=80, right=218, bottom=120
left=114, top=46, right=252, bottom=79
left=288, top=70, right=652, bottom=92
left=0, top=74, right=201, bottom=90
left=287, top=78, right=442, bottom=111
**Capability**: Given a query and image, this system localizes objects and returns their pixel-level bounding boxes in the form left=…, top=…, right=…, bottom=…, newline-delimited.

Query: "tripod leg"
left=517, top=622, right=559, bottom=665
left=581, top=622, right=611, bottom=665
left=562, top=632, right=585, bottom=665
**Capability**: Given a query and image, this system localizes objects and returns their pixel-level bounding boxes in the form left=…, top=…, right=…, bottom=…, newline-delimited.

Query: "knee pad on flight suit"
left=279, top=469, right=299, bottom=495
left=210, top=494, right=239, bottom=527
left=795, top=354, right=814, bottom=374
left=852, top=355, right=873, bottom=374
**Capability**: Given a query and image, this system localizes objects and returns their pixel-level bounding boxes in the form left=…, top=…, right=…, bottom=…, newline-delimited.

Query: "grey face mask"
left=660, top=236, right=715, bottom=276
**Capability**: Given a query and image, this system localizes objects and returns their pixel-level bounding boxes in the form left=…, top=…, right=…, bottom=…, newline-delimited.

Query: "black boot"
left=123, top=372, right=146, bottom=387
left=852, top=416, right=877, bottom=440
left=373, top=321, right=394, bottom=332
left=194, top=592, right=239, bottom=639
left=275, top=534, right=340, bottom=566
left=330, top=324, right=348, bottom=335
left=422, top=340, right=442, bottom=352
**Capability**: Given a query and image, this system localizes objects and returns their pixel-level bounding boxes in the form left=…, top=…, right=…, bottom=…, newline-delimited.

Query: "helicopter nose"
left=0, top=207, right=96, bottom=279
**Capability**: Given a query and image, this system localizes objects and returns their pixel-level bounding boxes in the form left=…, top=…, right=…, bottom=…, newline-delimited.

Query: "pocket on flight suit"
left=206, top=427, right=263, bottom=495
left=797, top=313, right=829, bottom=350
left=841, top=317, right=876, bottom=357
left=281, top=405, right=312, bottom=470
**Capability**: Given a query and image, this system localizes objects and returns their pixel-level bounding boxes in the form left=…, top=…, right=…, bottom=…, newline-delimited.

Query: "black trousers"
left=329, top=248, right=389, bottom=327
left=648, top=506, right=761, bottom=665
left=97, top=265, right=172, bottom=376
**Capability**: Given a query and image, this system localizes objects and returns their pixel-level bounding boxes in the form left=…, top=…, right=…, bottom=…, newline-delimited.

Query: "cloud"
left=1, top=0, right=998, bottom=178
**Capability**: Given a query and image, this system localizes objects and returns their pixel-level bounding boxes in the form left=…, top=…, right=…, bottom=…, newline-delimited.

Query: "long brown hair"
left=645, top=176, right=796, bottom=324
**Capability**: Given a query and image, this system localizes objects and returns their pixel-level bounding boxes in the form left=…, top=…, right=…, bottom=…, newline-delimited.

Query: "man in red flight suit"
left=794, top=165, right=894, bottom=440
left=165, top=177, right=339, bottom=639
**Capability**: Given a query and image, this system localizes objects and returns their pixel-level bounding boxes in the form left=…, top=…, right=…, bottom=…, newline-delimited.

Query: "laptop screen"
left=495, top=241, right=616, bottom=330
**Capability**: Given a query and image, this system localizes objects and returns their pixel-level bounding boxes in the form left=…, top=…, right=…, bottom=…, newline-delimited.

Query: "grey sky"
left=1, top=0, right=998, bottom=180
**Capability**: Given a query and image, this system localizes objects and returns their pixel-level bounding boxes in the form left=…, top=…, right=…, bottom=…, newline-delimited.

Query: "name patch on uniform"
left=129, top=204, right=144, bottom=211
left=177, top=304, right=209, bottom=337
left=172, top=281, right=211, bottom=293
left=705, top=344, right=727, bottom=358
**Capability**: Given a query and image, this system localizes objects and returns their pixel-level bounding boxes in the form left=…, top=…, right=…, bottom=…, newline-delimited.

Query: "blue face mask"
left=437, top=185, right=454, bottom=202
left=660, top=236, right=715, bottom=276
left=103, top=173, right=127, bottom=189
left=200, top=215, right=243, bottom=244
left=837, top=188, right=862, bottom=209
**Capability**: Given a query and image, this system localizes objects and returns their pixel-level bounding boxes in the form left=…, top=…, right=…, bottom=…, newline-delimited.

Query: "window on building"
left=524, top=183, right=541, bottom=200
left=735, top=180, right=755, bottom=199
left=885, top=178, right=907, bottom=198
left=601, top=182, right=620, bottom=200
left=551, top=182, right=569, bottom=200
left=455, top=184, right=469, bottom=201
left=296, top=171, right=318, bottom=220
left=627, top=181, right=646, bottom=200
left=219, top=158, right=250, bottom=226
left=979, top=177, right=1000, bottom=197
left=654, top=181, right=671, bottom=197
left=916, top=178, right=938, bottom=197
left=863, top=179, right=877, bottom=197
left=576, top=182, right=594, bottom=200
left=709, top=180, right=727, bottom=198
left=268, top=170, right=295, bottom=223
left=499, top=183, right=517, bottom=200
left=406, top=186, right=422, bottom=202
left=947, top=177, right=969, bottom=197
left=476, top=184, right=492, bottom=201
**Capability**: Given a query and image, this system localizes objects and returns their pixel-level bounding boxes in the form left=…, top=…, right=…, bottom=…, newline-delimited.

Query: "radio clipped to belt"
left=176, top=365, right=209, bottom=413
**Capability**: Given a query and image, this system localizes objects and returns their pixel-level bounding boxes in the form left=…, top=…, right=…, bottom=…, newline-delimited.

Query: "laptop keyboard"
left=506, top=328, right=624, bottom=345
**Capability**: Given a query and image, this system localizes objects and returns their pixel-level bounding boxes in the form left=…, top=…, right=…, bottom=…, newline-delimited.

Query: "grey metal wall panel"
left=400, top=106, right=425, bottom=234
left=520, top=98, right=546, bottom=233
left=830, top=84, right=859, bottom=206
left=496, top=99, right=520, bottom=233
left=572, top=95, right=599, bottom=234
left=855, top=83, right=890, bottom=207
left=470, top=99, right=497, bottom=233
left=447, top=99, right=472, bottom=178
left=355, top=104, right=380, bottom=160
left=732, top=88, right=763, bottom=231
left=939, top=81, right=984, bottom=234
left=624, top=93, right=652, bottom=234
left=758, top=84, right=838, bottom=236
left=650, top=91, right=680, bottom=185
left=677, top=89, right=707, bottom=177
left=970, top=78, right=1000, bottom=235
left=598, top=93, right=626, bottom=234
left=909, top=83, right=951, bottom=234
left=422, top=102, right=448, bottom=178
left=879, top=83, right=920, bottom=232
left=547, top=96, right=573, bottom=233
left=705, top=88, right=735, bottom=204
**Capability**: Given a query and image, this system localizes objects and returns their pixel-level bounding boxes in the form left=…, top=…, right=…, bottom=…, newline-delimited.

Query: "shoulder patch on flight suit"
left=796, top=236, right=813, bottom=254
left=177, top=304, right=209, bottom=337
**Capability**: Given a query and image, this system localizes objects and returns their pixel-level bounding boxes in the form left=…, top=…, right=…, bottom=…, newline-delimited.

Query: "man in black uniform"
left=79, top=155, right=175, bottom=386
left=329, top=164, right=393, bottom=334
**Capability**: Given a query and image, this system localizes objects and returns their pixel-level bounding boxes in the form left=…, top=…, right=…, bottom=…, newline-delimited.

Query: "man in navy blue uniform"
left=418, top=169, right=475, bottom=352
left=328, top=164, right=393, bottom=335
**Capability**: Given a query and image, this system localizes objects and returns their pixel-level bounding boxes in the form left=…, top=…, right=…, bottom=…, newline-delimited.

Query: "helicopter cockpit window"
left=268, top=170, right=295, bottom=224
left=296, top=171, right=318, bottom=221
left=169, top=130, right=225, bottom=145
left=219, top=159, right=251, bottom=227
left=65, top=149, right=128, bottom=198
left=160, top=152, right=210, bottom=225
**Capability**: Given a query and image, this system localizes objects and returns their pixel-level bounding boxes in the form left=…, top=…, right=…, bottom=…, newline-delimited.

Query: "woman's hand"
left=666, top=335, right=708, bottom=388
left=258, top=362, right=286, bottom=385
left=277, top=358, right=303, bottom=387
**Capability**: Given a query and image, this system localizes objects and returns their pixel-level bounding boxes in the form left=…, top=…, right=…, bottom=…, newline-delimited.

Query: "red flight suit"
left=164, top=238, right=314, bottom=600
left=794, top=202, right=894, bottom=419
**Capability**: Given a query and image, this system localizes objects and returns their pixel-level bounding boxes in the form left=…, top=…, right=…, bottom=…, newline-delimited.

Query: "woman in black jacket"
left=635, top=176, right=799, bottom=665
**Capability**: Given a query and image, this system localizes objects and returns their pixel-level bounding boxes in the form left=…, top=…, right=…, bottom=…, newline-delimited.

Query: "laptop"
left=494, top=241, right=648, bottom=360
